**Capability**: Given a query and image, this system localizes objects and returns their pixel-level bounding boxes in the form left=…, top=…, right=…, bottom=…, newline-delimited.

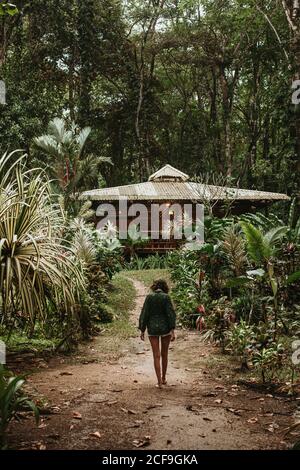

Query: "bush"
left=252, top=342, right=285, bottom=383
left=0, top=151, right=84, bottom=333
left=97, top=304, right=115, bottom=323
left=0, top=365, right=39, bottom=449
left=227, top=320, right=256, bottom=368
left=168, top=250, right=209, bottom=326
left=125, top=253, right=172, bottom=271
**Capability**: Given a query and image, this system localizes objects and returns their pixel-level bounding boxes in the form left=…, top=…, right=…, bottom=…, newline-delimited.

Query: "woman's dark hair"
left=151, top=279, right=169, bottom=293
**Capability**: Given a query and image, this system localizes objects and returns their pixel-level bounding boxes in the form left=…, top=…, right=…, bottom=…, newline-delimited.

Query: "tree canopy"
left=0, top=0, right=299, bottom=195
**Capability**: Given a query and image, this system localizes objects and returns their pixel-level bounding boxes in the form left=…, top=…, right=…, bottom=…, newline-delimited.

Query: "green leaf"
left=270, top=278, right=278, bottom=298
left=287, top=271, right=300, bottom=285
left=0, top=3, right=18, bottom=16
left=225, top=276, right=250, bottom=288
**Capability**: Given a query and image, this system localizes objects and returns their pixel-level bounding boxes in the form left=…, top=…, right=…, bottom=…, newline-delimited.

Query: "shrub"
left=0, top=365, right=39, bottom=449
left=97, top=304, right=115, bottom=323
left=0, top=151, right=84, bottom=332
left=227, top=320, right=256, bottom=369
left=252, top=342, right=285, bottom=383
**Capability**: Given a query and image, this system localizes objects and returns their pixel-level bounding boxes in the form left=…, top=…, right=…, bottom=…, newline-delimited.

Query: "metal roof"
left=148, top=164, right=189, bottom=182
left=80, top=180, right=290, bottom=202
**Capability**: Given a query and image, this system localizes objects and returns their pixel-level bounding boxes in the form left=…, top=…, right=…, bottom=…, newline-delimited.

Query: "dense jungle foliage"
left=1, top=0, right=300, bottom=194
left=1, top=0, right=300, bottom=448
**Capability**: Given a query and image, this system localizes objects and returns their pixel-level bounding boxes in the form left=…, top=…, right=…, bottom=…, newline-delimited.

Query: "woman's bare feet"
left=162, top=378, right=167, bottom=385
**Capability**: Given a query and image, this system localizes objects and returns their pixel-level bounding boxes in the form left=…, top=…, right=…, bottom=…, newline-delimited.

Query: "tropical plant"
left=252, top=343, right=284, bottom=383
left=122, top=225, right=149, bottom=261
left=222, top=225, right=247, bottom=276
left=168, top=250, right=209, bottom=325
left=240, top=221, right=289, bottom=337
left=240, top=212, right=285, bottom=233
left=204, top=216, right=234, bottom=244
left=0, top=364, right=39, bottom=448
left=125, top=253, right=171, bottom=271
left=72, top=230, right=97, bottom=266
left=33, top=118, right=111, bottom=212
left=0, top=151, right=84, bottom=331
left=202, top=296, right=234, bottom=351
left=0, top=2, right=18, bottom=16
left=227, top=320, right=256, bottom=369
left=240, top=221, right=287, bottom=266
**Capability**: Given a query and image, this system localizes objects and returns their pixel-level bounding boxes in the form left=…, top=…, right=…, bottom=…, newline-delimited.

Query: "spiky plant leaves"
left=222, top=225, right=247, bottom=276
left=77, top=127, right=91, bottom=156
left=73, top=230, right=97, bottom=266
left=0, top=151, right=84, bottom=326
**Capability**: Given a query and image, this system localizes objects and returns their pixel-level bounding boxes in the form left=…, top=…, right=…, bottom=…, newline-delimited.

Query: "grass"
left=90, top=273, right=138, bottom=357
left=124, top=268, right=172, bottom=289
left=0, top=330, right=59, bottom=354
left=104, top=273, right=137, bottom=339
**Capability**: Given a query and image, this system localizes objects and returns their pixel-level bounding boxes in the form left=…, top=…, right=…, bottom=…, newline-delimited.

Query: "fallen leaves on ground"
left=89, top=431, right=102, bottom=440
left=127, top=420, right=145, bottom=429
left=133, top=435, right=151, bottom=448
left=247, top=417, right=258, bottom=424
left=146, top=403, right=162, bottom=410
left=227, top=408, right=243, bottom=416
left=267, top=423, right=279, bottom=433
left=121, top=407, right=138, bottom=415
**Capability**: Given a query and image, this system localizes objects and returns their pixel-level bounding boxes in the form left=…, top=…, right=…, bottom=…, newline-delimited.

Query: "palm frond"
left=77, top=127, right=91, bottom=156
left=240, top=221, right=272, bottom=265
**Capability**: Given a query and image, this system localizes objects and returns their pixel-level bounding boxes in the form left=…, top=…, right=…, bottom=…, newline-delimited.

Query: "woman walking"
left=138, top=279, right=176, bottom=388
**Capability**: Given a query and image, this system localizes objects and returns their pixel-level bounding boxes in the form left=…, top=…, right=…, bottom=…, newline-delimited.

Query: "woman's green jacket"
left=138, top=290, right=176, bottom=336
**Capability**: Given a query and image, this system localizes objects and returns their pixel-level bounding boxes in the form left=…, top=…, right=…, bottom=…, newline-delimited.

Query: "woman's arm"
left=138, top=295, right=150, bottom=340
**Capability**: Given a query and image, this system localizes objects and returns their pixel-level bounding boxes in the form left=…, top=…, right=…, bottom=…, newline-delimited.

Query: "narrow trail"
left=8, top=276, right=295, bottom=450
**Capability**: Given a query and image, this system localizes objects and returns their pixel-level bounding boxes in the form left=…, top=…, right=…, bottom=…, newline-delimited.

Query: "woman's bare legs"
left=161, top=335, right=171, bottom=384
left=149, top=336, right=162, bottom=387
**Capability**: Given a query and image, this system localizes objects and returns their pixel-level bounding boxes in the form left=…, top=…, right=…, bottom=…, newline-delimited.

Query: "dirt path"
left=8, top=277, right=297, bottom=450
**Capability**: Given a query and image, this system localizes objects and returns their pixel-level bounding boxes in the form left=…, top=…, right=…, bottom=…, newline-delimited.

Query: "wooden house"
left=80, top=165, right=290, bottom=253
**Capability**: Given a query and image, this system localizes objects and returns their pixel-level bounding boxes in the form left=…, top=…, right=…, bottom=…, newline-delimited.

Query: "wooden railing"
left=135, top=240, right=183, bottom=253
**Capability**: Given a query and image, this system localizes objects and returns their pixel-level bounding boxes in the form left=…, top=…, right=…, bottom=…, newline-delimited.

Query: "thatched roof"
left=81, top=165, right=290, bottom=203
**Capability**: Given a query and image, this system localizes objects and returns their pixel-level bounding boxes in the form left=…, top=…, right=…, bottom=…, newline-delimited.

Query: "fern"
left=241, top=212, right=284, bottom=232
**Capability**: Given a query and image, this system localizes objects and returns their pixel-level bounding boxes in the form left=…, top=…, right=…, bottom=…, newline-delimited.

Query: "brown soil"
left=7, top=278, right=299, bottom=450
